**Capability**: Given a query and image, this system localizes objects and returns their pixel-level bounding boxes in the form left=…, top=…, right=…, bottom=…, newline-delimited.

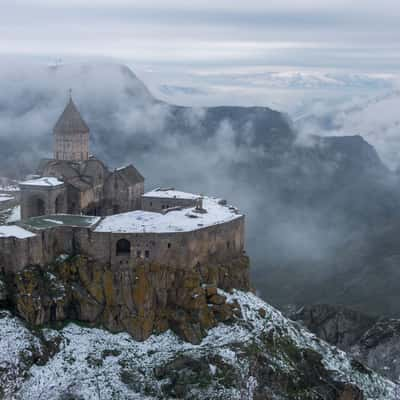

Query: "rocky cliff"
left=1, top=254, right=251, bottom=345
left=289, top=304, right=400, bottom=382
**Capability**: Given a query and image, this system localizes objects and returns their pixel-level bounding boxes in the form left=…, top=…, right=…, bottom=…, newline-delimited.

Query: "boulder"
left=208, top=293, right=227, bottom=305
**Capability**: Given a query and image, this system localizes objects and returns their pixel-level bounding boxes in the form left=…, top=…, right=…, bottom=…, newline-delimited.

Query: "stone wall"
left=0, top=234, right=43, bottom=273
left=142, top=196, right=198, bottom=213
left=0, top=216, right=244, bottom=274
left=54, top=132, right=89, bottom=161
left=103, top=176, right=144, bottom=215
left=83, top=217, right=245, bottom=269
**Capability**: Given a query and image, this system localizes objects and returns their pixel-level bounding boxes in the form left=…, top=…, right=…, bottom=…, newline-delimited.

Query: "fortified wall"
left=0, top=193, right=245, bottom=274
left=0, top=192, right=249, bottom=344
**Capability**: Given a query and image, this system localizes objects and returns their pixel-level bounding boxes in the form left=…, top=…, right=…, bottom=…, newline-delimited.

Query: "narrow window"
left=168, top=243, right=171, bottom=249
left=145, top=250, right=150, bottom=258
left=136, top=250, right=141, bottom=258
left=227, top=241, right=230, bottom=249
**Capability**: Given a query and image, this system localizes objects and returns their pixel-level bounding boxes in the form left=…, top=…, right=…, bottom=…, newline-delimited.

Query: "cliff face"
left=289, top=304, right=400, bottom=382
left=2, top=255, right=251, bottom=344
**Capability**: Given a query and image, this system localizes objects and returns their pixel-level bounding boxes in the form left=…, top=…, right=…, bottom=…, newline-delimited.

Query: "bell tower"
left=53, top=92, right=90, bottom=161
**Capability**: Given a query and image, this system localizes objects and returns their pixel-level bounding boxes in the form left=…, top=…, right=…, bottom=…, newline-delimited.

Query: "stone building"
left=8, top=96, right=245, bottom=275
left=20, top=97, right=144, bottom=219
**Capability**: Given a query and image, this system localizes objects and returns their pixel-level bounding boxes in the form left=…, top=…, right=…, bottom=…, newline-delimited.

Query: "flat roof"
left=95, top=197, right=241, bottom=234
left=19, top=177, right=64, bottom=188
left=21, top=214, right=101, bottom=230
left=142, top=188, right=201, bottom=200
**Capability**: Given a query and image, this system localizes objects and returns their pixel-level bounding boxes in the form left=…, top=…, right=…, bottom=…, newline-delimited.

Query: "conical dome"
left=54, top=98, right=89, bottom=135
left=53, top=97, right=90, bottom=161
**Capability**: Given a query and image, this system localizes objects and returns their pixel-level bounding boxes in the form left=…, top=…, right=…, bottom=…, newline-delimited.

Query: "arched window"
left=116, top=239, right=131, bottom=256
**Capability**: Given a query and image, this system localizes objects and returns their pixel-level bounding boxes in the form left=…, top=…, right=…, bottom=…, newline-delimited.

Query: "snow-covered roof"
left=19, top=177, right=64, bottom=187
left=0, top=225, right=35, bottom=239
left=0, top=185, right=19, bottom=192
left=95, top=197, right=241, bottom=234
left=21, top=214, right=101, bottom=230
left=0, top=194, right=14, bottom=203
left=142, top=188, right=201, bottom=200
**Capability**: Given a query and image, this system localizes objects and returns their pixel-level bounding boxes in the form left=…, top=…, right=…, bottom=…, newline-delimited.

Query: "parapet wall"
left=142, top=196, right=198, bottom=213
left=0, top=216, right=245, bottom=273
left=85, top=216, right=245, bottom=269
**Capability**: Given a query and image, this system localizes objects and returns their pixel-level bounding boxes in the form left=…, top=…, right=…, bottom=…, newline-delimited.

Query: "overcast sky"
left=1, top=0, right=400, bottom=107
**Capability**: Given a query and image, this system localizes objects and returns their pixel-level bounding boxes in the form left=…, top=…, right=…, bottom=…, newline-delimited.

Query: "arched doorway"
left=29, top=197, right=46, bottom=217
left=55, top=194, right=64, bottom=214
left=116, top=239, right=131, bottom=256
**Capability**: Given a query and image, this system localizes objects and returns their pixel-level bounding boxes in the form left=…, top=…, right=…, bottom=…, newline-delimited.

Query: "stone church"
left=20, top=96, right=144, bottom=219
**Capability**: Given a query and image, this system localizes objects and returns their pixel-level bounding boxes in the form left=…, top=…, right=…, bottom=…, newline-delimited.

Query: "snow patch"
left=19, top=177, right=64, bottom=187
left=6, top=205, right=21, bottom=223
left=143, top=188, right=201, bottom=200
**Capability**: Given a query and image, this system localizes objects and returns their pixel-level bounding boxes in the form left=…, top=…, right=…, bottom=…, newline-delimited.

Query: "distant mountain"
left=294, top=90, right=400, bottom=170
left=289, top=304, right=400, bottom=382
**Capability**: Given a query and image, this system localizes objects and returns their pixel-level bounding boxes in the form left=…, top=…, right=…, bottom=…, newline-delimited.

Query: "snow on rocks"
left=95, top=197, right=242, bottom=234
left=0, top=291, right=397, bottom=399
left=0, top=311, right=43, bottom=398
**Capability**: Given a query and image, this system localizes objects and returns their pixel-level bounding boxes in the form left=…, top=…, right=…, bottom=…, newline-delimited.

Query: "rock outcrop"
left=4, top=254, right=251, bottom=344
left=289, top=304, right=400, bottom=381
